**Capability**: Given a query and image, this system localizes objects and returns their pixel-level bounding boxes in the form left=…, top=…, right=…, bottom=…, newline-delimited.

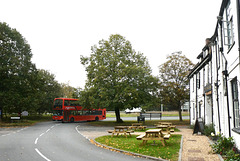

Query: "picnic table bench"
left=108, top=126, right=134, bottom=137
left=156, top=125, right=170, bottom=134
left=158, top=122, right=172, bottom=126
left=155, top=122, right=176, bottom=133
left=128, top=123, right=147, bottom=131
left=136, top=129, right=170, bottom=146
left=169, top=125, right=176, bottom=133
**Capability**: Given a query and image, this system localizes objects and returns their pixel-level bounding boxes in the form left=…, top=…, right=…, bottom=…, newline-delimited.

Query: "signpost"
left=193, top=118, right=204, bottom=134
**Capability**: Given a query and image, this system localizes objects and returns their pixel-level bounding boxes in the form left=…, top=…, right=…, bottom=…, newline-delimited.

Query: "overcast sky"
left=1, top=0, right=222, bottom=88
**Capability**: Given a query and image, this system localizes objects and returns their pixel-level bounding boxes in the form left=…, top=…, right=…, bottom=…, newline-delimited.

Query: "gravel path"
left=176, top=126, right=220, bottom=161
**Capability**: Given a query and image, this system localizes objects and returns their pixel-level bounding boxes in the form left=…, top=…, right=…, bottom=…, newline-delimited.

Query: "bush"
left=211, top=134, right=234, bottom=155
left=203, top=124, right=215, bottom=136
left=225, top=149, right=240, bottom=161
left=210, top=133, right=240, bottom=160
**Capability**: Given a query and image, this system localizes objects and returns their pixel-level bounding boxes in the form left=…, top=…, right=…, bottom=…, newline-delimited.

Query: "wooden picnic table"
left=156, top=125, right=170, bottom=134
left=136, top=129, right=170, bottom=146
left=158, top=122, right=172, bottom=126
left=156, top=123, right=176, bottom=133
left=129, top=123, right=146, bottom=130
left=109, top=126, right=133, bottom=137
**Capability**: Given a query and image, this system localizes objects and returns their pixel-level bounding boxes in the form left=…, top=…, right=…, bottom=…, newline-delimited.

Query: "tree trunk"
left=178, top=106, right=183, bottom=121
left=115, top=106, right=123, bottom=123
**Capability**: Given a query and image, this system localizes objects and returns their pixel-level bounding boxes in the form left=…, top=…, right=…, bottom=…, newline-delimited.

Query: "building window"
left=223, top=0, right=234, bottom=49
left=231, top=78, right=239, bottom=128
left=193, top=76, right=194, bottom=92
left=207, top=64, right=210, bottom=84
left=197, top=72, right=200, bottom=89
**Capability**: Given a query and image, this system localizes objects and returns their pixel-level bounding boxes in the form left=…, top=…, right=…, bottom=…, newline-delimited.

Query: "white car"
left=125, top=107, right=142, bottom=114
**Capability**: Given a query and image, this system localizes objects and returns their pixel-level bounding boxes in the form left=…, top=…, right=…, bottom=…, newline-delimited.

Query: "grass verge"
left=0, top=115, right=52, bottom=127
left=106, top=111, right=190, bottom=118
left=88, top=120, right=190, bottom=127
left=95, top=134, right=181, bottom=160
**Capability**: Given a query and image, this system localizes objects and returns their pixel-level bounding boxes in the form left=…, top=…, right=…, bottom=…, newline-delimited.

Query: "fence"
left=139, top=113, right=162, bottom=120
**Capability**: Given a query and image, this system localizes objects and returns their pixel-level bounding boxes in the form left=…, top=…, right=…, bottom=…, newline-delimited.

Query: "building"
left=188, top=0, right=240, bottom=148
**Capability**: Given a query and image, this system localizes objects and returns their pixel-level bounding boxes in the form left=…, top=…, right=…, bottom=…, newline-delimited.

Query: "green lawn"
left=106, top=111, right=190, bottom=118
left=95, top=134, right=182, bottom=160
left=0, top=115, right=52, bottom=127
left=88, top=120, right=190, bottom=127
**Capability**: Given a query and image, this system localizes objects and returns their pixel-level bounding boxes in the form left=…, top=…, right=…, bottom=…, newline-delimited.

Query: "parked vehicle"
left=52, top=98, right=106, bottom=122
left=125, top=107, right=142, bottom=114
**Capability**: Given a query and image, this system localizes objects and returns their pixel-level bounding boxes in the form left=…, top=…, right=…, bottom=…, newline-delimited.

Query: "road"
left=104, top=116, right=189, bottom=121
left=0, top=122, right=149, bottom=161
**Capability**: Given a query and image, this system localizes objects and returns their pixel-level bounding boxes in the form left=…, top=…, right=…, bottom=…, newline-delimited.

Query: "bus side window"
left=70, top=111, right=76, bottom=116
left=64, top=100, right=69, bottom=106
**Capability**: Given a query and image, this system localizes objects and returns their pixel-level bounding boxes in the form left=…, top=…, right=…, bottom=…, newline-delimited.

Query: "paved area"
left=79, top=125, right=220, bottom=161
left=176, top=126, right=220, bottom=161
left=0, top=122, right=148, bottom=161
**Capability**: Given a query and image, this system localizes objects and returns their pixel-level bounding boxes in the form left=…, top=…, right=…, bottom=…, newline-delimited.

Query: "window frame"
left=231, top=77, right=239, bottom=128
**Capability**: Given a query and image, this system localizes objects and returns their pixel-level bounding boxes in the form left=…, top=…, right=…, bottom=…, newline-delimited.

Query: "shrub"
left=225, top=149, right=240, bottom=161
left=210, top=133, right=240, bottom=160
left=203, top=123, right=215, bottom=136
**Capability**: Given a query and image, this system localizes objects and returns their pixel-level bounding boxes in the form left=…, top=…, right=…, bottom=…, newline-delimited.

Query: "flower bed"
left=210, top=133, right=240, bottom=161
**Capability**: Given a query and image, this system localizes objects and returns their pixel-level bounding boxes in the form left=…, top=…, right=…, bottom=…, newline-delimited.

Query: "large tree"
left=0, top=22, right=36, bottom=119
left=80, top=34, right=158, bottom=122
left=60, top=82, right=79, bottom=99
left=0, top=22, right=62, bottom=119
left=159, top=52, right=194, bottom=121
left=33, top=69, right=62, bottom=114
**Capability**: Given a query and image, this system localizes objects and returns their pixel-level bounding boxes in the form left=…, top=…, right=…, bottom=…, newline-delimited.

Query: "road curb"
left=178, top=135, right=183, bottom=161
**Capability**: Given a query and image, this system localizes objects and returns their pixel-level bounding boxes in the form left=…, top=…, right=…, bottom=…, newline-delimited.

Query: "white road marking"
left=35, top=148, right=51, bottom=161
left=35, top=138, right=39, bottom=144
left=34, top=125, right=60, bottom=160
left=75, top=126, right=81, bottom=134
left=75, top=125, right=90, bottom=141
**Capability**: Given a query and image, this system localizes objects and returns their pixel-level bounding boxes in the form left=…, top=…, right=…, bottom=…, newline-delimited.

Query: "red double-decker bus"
left=52, top=98, right=106, bottom=122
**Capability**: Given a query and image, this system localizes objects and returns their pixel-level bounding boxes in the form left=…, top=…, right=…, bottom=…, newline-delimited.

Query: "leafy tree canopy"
left=0, top=22, right=36, bottom=117
left=60, top=82, right=80, bottom=99
left=0, top=22, right=62, bottom=119
left=80, top=34, right=158, bottom=122
left=159, top=52, right=194, bottom=121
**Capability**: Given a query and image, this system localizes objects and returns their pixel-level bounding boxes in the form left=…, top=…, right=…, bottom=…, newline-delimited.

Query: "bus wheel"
left=95, top=117, right=99, bottom=121
left=70, top=117, right=74, bottom=123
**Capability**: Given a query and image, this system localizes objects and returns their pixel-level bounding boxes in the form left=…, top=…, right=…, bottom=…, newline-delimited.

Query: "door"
left=63, top=111, right=70, bottom=122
